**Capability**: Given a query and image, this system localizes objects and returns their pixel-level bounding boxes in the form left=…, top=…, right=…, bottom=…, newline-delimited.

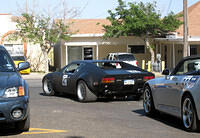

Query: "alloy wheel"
left=182, top=98, right=194, bottom=129
left=43, top=79, right=52, bottom=95
left=77, top=82, right=86, bottom=101
left=143, top=88, right=151, bottom=113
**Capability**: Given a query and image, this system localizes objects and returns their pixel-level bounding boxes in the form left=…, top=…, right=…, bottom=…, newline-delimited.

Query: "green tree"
left=103, top=0, right=182, bottom=71
left=8, top=0, right=81, bottom=73
left=10, top=13, right=70, bottom=73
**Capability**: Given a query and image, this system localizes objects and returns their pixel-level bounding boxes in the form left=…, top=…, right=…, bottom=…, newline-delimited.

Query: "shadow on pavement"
left=132, top=109, right=185, bottom=131
left=40, top=92, right=142, bottom=103
left=0, top=124, right=22, bottom=136
left=66, top=136, right=85, bottom=138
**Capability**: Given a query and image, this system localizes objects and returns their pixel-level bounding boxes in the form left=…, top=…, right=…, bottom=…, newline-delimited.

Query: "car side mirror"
left=17, top=62, right=30, bottom=71
left=162, top=69, right=170, bottom=75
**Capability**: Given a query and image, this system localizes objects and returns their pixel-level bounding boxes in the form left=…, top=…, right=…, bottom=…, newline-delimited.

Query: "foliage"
left=10, top=13, right=70, bottom=53
left=103, top=0, right=183, bottom=38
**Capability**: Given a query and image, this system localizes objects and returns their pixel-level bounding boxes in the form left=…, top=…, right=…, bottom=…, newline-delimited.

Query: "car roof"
left=178, top=55, right=200, bottom=63
left=109, top=53, right=133, bottom=55
left=72, top=60, right=123, bottom=63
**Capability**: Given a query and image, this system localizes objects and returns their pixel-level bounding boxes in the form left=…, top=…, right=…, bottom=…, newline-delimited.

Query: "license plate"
left=124, top=79, right=135, bottom=85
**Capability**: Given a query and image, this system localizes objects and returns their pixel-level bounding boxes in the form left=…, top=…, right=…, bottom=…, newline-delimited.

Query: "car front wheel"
left=77, top=80, right=97, bottom=102
left=182, top=95, right=199, bottom=131
left=43, top=78, right=55, bottom=96
left=143, top=86, right=155, bottom=116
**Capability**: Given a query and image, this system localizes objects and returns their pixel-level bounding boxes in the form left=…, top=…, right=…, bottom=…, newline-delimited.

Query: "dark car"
left=0, top=45, right=30, bottom=131
left=42, top=60, right=154, bottom=102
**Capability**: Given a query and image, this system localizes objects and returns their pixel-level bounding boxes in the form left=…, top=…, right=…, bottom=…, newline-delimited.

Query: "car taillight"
left=144, top=76, right=155, bottom=81
left=102, top=77, right=115, bottom=83
left=136, top=61, right=138, bottom=66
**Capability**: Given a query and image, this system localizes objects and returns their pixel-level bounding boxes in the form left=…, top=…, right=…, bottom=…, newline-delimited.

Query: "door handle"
left=172, top=77, right=178, bottom=81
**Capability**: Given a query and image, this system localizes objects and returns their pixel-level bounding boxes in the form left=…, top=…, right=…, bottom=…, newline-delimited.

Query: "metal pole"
left=183, top=0, right=189, bottom=57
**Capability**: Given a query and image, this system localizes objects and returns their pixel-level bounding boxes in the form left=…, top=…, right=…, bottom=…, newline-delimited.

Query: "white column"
left=188, top=44, right=190, bottom=56
left=96, top=44, right=99, bottom=60
left=65, top=45, right=68, bottom=65
left=173, top=42, right=175, bottom=68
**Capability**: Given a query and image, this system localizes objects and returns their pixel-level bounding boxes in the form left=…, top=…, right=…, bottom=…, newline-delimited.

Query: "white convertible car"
left=143, top=56, right=200, bottom=131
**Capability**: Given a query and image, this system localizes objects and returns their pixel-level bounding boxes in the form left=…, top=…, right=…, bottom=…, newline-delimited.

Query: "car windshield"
left=0, top=50, right=15, bottom=72
left=12, top=56, right=25, bottom=61
left=117, top=54, right=135, bottom=61
left=175, top=58, right=200, bottom=75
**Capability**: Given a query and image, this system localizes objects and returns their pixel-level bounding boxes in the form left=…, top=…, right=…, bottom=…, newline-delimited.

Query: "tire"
left=15, top=115, right=30, bottom=132
left=43, top=78, right=55, bottom=96
left=182, top=95, right=200, bottom=132
left=143, top=86, right=155, bottom=116
left=77, top=80, right=97, bottom=102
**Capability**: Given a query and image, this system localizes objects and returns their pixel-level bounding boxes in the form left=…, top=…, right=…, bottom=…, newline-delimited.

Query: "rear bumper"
left=96, top=83, right=144, bottom=97
left=0, top=97, right=29, bottom=123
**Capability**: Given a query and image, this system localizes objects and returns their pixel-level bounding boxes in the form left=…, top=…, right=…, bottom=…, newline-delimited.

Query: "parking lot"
left=0, top=73, right=200, bottom=138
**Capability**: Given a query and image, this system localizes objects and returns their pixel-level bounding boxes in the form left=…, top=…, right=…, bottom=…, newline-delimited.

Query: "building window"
left=84, top=47, right=93, bottom=60
left=67, top=46, right=93, bottom=64
left=4, top=44, right=24, bottom=56
left=128, top=45, right=145, bottom=54
left=190, top=45, right=197, bottom=56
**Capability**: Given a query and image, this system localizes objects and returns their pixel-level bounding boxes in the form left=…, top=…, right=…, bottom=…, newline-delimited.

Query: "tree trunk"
left=41, top=46, right=49, bottom=73
left=144, top=37, right=155, bottom=72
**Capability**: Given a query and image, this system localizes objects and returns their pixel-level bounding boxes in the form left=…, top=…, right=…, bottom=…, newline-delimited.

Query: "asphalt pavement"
left=0, top=72, right=200, bottom=138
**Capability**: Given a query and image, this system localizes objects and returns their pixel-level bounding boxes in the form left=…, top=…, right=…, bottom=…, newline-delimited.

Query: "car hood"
left=0, top=72, right=22, bottom=96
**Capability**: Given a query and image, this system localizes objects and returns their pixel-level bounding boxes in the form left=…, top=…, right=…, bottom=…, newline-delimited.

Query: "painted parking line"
left=21, top=128, right=68, bottom=135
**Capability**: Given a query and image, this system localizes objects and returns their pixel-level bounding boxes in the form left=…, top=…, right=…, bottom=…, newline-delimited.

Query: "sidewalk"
left=153, top=72, right=163, bottom=78
left=21, top=72, right=46, bottom=80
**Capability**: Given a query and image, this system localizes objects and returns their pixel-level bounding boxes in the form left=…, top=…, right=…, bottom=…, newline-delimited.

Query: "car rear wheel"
left=43, top=78, right=55, bottom=96
left=15, top=115, right=30, bottom=132
left=182, top=95, right=199, bottom=131
left=143, top=86, right=155, bottom=116
left=77, top=80, right=97, bottom=102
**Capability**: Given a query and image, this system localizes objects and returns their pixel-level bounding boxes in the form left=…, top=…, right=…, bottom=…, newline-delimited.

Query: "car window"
left=117, top=54, right=136, bottom=61
left=175, top=58, right=200, bottom=75
left=0, top=50, right=15, bottom=72
left=94, top=62, right=122, bottom=69
left=63, top=63, right=80, bottom=74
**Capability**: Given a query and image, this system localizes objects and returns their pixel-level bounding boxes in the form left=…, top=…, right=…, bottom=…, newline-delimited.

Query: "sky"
left=0, top=0, right=199, bottom=18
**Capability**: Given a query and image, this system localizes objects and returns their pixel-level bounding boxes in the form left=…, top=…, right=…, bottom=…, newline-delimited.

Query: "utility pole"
left=183, top=0, right=189, bottom=57
left=26, top=0, right=28, bottom=13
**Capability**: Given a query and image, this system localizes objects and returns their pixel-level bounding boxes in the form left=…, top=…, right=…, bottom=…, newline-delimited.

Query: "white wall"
left=0, top=14, right=17, bottom=37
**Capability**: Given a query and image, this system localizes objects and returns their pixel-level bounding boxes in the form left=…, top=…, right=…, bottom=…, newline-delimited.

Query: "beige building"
left=54, top=19, right=151, bottom=69
left=54, top=1, right=200, bottom=71
left=155, top=1, right=200, bottom=70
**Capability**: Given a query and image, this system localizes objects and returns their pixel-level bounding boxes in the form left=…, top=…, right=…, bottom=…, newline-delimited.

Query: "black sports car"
left=42, top=60, right=154, bottom=102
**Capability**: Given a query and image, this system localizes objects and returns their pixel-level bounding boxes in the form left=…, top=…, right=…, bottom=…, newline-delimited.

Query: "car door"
left=155, top=59, right=197, bottom=115
left=154, top=75, right=181, bottom=113
left=57, top=63, right=81, bottom=94
left=155, top=75, right=184, bottom=111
